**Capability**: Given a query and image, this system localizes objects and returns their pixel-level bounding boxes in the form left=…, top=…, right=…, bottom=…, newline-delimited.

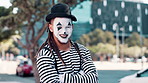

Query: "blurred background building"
left=71, top=0, right=148, bottom=41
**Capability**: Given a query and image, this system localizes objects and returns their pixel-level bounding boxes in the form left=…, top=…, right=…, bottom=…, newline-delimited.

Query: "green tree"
left=124, top=46, right=141, bottom=57
left=143, top=38, right=148, bottom=48
left=90, top=28, right=106, bottom=45
left=78, top=28, right=106, bottom=45
left=104, top=31, right=116, bottom=45
left=0, top=7, right=12, bottom=17
left=87, top=45, right=99, bottom=60
left=0, top=28, right=18, bottom=41
left=78, top=34, right=90, bottom=46
left=87, top=43, right=116, bottom=61
left=0, top=7, right=18, bottom=41
left=0, top=38, right=15, bottom=55
left=0, top=7, right=20, bottom=59
left=125, top=32, right=141, bottom=47
left=96, top=43, right=116, bottom=55
left=0, top=0, right=87, bottom=82
left=78, top=28, right=116, bottom=46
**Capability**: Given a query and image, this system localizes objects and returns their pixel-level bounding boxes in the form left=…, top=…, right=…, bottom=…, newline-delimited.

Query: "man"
left=36, top=3, right=98, bottom=83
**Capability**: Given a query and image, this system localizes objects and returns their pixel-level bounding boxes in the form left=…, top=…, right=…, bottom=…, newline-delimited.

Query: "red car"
left=16, top=61, right=33, bottom=77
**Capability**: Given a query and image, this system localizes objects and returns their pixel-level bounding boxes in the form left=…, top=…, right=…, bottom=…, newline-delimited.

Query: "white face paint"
left=52, top=18, right=73, bottom=43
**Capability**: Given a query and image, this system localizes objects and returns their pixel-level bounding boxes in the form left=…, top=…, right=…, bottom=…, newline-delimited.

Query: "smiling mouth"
left=59, top=34, right=68, bottom=38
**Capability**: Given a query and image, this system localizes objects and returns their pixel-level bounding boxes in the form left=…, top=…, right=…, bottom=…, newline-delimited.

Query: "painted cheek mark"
left=57, top=27, right=62, bottom=31
left=68, top=22, right=71, bottom=26
left=56, top=22, right=62, bottom=31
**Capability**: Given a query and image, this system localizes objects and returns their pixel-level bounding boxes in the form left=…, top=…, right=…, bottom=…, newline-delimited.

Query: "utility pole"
left=120, top=27, right=125, bottom=62
left=122, top=27, right=125, bottom=45
left=138, top=3, right=143, bottom=70
left=115, top=23, right=119, bottom=58
left=114, top=8, right=119, bottom=60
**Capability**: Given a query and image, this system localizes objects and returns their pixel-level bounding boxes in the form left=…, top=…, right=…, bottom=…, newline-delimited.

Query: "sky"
left=0, top=0, right=12, bottom=8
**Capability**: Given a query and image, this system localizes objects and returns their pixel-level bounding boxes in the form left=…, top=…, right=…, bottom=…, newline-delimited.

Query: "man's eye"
left=57, top=27, right=62, bottom=31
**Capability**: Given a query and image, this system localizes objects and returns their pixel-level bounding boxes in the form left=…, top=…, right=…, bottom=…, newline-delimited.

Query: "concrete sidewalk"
left=0, top=60, right=148, bottom=75
left=0, top=61, right=18, bottom=74
left=93, top=61, right=148, bottom=70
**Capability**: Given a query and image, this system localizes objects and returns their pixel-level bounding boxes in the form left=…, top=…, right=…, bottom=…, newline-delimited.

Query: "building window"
left=89, top=18, right=93, bottom=24
left=102, top=23, right=106, bottom=30
left=97, top=8, right=101, bottom=16
left=124, top=15, right=128, bottom=22
left=145, top=8, right=148, bottom=15
left=137, top=17, right=141, bottom=23
left=137, top=26, right=140, bottom=32
left=103, top=0, right=107, bottom=7
left=121, top=2, right=125, bottom=8
left=115, top=10, right=119, bottom=17
left=129, top=25, right=133, bottom=32
left=137, top=4, right=140, bottom=10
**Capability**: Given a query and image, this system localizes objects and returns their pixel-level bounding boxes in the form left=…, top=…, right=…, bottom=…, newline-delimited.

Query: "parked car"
left=119, top=68, right=148, bottom=83
left=16, top=61, right=33, bottom=77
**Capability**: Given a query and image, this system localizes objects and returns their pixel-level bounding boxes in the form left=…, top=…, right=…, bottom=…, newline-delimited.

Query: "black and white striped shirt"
left=36, top=43, right=98, bottom=83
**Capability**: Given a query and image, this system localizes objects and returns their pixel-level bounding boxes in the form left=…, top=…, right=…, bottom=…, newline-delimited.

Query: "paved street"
left=0, top=74, right=35, bottom=83
left=0, top=70, right=139, bottom=83
left=98, top=70, right=138, bottom=83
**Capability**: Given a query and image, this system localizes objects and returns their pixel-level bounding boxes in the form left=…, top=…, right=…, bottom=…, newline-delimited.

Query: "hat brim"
left=46, top=13, right=77, bottom=22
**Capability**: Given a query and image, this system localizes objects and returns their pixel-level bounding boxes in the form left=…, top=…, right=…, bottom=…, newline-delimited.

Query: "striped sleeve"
left=81, top=49, right=98, bottom=83
left=36, top=48, right=60, bottom=83
left=73, top=45, right=98, bottom=83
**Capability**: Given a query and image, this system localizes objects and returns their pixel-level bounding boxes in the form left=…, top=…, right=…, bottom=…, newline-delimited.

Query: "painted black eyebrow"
left=56, top=22, right=62, bottom=26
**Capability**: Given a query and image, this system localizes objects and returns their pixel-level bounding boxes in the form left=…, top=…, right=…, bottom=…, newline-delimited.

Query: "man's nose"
left=64, top=32, right=67, bottom=34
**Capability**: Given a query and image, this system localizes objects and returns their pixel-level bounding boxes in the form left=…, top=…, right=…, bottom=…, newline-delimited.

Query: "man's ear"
left=49, top=24, right=53, bottom=32
left=72, top=24, right=74, bottom=29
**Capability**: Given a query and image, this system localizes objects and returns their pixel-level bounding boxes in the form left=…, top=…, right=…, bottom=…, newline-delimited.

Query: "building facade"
left=91, top=0, right=148, bottom=37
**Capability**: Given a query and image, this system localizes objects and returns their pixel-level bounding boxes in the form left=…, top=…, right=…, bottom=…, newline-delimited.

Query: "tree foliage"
left=0, top=38, right=14, bottom=52
left=77, top=28, right=116, bottom=46
left=0, top=28, right=19, bottom=41
left=143, top=38, right=148, bottom=48
left=0, top=7, right=18, bottom=41
left=0, top=6, right=18, bottom=29
left=125, top=32, right=140, bottom=47
left=96, top=43, right=116, bottom=55
left=87, top=43, right=116, bottom=60
left=78, top=34, right=90, bottom=46
left=87, top=43, right=147, bottom=60
left=104, top=31, right=116, bottom=45
left=0, top=0, right=88, bottom=83
left=0, top=7, right=12, bottom=17
left=123, top=46, right=141, bottom=57
left=78, top=30, right=148, bottom=59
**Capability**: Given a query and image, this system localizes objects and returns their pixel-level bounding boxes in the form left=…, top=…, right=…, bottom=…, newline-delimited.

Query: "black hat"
left=46, top=3, right=77, bottom=22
